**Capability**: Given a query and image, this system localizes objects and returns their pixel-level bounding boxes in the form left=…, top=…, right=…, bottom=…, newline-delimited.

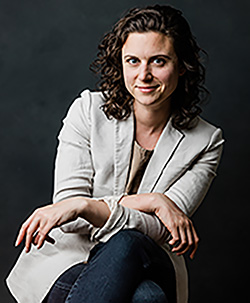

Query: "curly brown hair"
left=91, top=4, right=209, bottom=129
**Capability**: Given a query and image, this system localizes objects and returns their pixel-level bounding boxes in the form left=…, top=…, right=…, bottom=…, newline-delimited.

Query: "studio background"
left=0, top=0, right=248, bottom=302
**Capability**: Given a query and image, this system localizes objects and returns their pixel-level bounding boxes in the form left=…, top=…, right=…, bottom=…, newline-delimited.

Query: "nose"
left=138, top=63, right=153, bottom=82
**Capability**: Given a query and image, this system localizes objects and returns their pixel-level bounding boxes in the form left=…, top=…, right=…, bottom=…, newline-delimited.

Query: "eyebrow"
left=123, top=54, right=172, bottom=60
left=151, top=54, right=172, bottom=60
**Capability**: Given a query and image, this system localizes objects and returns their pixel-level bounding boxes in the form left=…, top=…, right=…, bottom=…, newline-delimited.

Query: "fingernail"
left=15, top=240, right=18, bottom=247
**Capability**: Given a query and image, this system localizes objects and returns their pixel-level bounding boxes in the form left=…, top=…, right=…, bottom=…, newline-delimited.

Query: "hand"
left=15, top=198, right=86, bottom=253
left=153, top=193, right=199, bottom=259
left=120, top=193, right=199, bottom=259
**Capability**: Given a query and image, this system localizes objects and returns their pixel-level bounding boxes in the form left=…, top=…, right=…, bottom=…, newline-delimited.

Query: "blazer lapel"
left=138, top=118, right=184, bottom=193
left=113, top=114, right=134, bottom=195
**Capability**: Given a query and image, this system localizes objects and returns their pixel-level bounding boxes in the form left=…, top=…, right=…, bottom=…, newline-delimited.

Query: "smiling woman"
left=6, top=4, right=224, bottom=303
left=122, top=32, right=181, bottom=106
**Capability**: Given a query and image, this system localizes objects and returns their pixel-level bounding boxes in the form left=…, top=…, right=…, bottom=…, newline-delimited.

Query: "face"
left=122, top=31, right=183, bottom=110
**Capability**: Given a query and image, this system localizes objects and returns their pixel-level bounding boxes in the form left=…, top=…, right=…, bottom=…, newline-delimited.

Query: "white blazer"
left=6, top=90, right=224, bottom=303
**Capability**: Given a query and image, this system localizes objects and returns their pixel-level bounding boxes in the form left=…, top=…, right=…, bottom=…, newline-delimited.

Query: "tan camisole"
left=125, top=140, right=153, bottom=195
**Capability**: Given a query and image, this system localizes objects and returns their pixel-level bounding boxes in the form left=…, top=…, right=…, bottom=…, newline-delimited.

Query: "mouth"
left=136, top=85, right=160, bottom=93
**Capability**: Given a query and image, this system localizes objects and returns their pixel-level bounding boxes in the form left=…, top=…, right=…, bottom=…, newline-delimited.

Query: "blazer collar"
left=113, top=113, right=134, bottom=195
left=138, top=117, right=184, bottom=193
left=113, top=114, right=184, bottom=195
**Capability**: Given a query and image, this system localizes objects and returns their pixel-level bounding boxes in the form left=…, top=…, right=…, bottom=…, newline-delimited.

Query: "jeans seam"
left=54, top=281, right=72, bottom=291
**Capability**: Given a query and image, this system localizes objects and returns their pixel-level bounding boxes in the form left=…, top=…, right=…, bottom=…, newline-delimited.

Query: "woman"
left=7, top=4, right=224, bottom=303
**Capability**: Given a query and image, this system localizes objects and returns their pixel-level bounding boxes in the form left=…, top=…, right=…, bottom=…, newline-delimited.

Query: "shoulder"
left=180, top=116, right=224, bottom=150
left=71, top=89, right=105, bottom=113
left=64, top=89, right=107, bottom=124
left=80, top=89, right=105, bottom=104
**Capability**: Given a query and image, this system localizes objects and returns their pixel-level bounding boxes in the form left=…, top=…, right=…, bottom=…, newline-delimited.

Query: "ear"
left=179, top=66, right=186, bottom=76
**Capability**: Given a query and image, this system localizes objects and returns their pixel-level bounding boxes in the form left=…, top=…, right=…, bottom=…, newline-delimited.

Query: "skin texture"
left=15, top=32, right=199, bottom=259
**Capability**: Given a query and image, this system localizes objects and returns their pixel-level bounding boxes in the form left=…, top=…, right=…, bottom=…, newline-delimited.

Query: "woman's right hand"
left=15, top=198, right=86, bottom=253
left=15, top=197, right=111, bottom=253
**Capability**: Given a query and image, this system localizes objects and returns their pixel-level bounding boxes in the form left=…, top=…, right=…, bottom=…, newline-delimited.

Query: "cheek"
left=159, top=69, right=179, bottom=89
left=123, top=68, right=135, bottom=89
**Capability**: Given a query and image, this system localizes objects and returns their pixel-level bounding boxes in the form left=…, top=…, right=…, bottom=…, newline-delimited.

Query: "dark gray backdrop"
left=1, top=0, right=249, bottom=302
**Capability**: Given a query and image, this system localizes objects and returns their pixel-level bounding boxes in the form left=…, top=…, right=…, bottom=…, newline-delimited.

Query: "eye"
left=126, top=57, right=139, bottom=65
left=152, top=58, right=166, bottom=66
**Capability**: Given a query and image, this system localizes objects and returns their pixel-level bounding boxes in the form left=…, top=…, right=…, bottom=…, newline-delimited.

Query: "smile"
left=136, top=85, right=160, bottom=93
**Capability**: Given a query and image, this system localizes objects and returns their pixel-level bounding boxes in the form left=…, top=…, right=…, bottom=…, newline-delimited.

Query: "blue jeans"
left=44, top=230, right=176, bottom=303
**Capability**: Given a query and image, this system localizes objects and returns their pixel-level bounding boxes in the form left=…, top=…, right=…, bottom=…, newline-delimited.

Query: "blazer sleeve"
left=52, top=90, right=95, bottom=235
left=165, top=127, right=224, bottom=216
left=53, top=90, right=170, bottom=243
left=91, top=196, right=170, bottom=244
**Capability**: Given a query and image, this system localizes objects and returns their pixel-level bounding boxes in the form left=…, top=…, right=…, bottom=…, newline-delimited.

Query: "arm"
left=165, top=128, right=224, bottom=216
left=15, top=197, right=111, bottom=253
left=94, top=127, right=224, bottom=258
left=120, top=193, right=198, bottom=259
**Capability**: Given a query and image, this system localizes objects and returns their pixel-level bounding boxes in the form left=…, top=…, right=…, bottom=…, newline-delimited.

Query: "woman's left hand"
left=154, top=193, right=199, bottom=259
left=120, top=193, right=199, bottom=259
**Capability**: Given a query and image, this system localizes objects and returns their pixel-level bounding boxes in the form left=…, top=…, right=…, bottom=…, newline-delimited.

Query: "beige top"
left=125, top=140, right=153, bottom=194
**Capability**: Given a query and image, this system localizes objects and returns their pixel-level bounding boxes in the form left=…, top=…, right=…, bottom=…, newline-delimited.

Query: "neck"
left=133, top=101, right=171, bottom=134
left=133, top=101, right=171, bottom=150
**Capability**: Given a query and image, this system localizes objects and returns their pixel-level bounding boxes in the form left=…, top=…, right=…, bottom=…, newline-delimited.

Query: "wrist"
left=61, top=196, right=89, bottom=218
left=133, top=192, right=163, bottom=213
left=77, top=197, right=91, bottom=218
left=151, top=193, right=164, bottom=213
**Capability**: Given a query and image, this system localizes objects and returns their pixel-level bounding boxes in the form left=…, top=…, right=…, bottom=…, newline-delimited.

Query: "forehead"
left=122, top=31, right=176, bottom=58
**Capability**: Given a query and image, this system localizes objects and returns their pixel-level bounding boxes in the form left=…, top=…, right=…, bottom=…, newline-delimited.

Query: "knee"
left=112, top=229, right=145, bottom=243
left=132, top=280, right=168, bottom=303
left=101, top=229, right=148, bottom=261
left=110, top=229, right=147, bottom=249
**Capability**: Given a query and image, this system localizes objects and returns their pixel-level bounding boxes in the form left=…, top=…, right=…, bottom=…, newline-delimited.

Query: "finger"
left=176, top=226, right=193, bottom=256
left=15, top=226, right=27, bottom=247
left=32, top=232, right=40, bottom=246
left=32, top=232, right=55, bottom=247
left=15, top=213, right=36, bottom=247
left=168, top=223, right=180, bottom=246
left=36, top=220, right=55, bottom=249
left=189, top=225, right=199, bottom=259
left=183, top=225, right=194, bottom=255
left=25, top=218, right=41, bottom=253
left=172, top=227, right=187, bottom=254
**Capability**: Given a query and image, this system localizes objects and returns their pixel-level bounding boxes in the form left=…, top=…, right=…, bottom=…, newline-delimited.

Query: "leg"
left=131, top=280, right=168, bottom=303
left=66, top=229, right=176, bottom=303
left=44, top=263, right=86, bottom=303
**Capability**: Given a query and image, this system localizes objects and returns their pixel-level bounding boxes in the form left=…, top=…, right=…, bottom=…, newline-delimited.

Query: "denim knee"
left=132, top=280, right=168, bottom=303
left=88, top=229, right=152, bottom=271
left=102, top=229, right=150, bottom=260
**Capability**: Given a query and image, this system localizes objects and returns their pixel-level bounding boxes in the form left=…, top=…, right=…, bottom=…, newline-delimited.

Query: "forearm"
left=61, top=196, right=111, bottom=228
left=90, top=195, right=170, bottom=244
left=80, top=197, right=111, bottom=227
left=120, top=192, right=163, bottom=213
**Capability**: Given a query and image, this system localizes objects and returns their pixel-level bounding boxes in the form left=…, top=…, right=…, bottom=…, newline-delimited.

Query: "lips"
left=136, top=85, right=160, bottom=93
